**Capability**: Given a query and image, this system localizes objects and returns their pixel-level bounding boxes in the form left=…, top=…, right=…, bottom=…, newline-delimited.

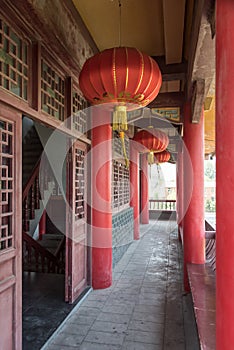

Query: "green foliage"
left=205, top=198, right=216, bottom=212
left=204, top=160, right=215, bottom=181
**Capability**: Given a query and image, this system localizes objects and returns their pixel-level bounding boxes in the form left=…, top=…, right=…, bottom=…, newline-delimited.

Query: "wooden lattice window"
left=72, top=91, right=88, bottom=134
left=41, top=59, right=65, bottom=120
left=0, top=118, right=14, bottom=251
left=74, top=148, right=85, bottom=220
left=112, top=160, right=130, bottom=211
left=0, top=19, right=28, bottom=100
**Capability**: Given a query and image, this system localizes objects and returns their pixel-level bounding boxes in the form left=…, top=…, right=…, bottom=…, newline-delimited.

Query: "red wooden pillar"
left=130, top=142, right=140, bottom=240
left=216, top=2, right=234, bottom=348
left=39, top=210, right=46, bottom=240
left=91, top=107, right=112, bottom=289
left=183, top=103, right=205, bottom=291
left=176, top=147, right=183, bottom=242
left=140, top=153, right=149, bottom=224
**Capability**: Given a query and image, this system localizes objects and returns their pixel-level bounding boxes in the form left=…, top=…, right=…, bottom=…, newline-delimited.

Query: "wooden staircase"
left=22, top=124, right=65, bottom=274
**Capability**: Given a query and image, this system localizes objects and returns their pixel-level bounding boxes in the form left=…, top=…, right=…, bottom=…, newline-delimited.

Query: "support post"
left=176, top=145, right=183, bottom=242
left=39, top=210, right=46, bottom=240
left=91, top=107, right=112, bottom=289
left=140, top=153, right=149, bottom=224
left=216, top=2, right=234, bottom=348
left=183, top=103, right=205, bottom=291
left=130, top=142, right=140, bottom=240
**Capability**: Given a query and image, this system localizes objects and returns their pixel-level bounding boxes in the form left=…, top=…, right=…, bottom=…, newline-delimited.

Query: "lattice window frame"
left=112, top=159, right=130, bottom=212
left=74, top=148, right=86, bottom=221
left=0, top=117, right=14, bottom=251
left=112, top=131, right=130, bottom=212
left=41, top=58, right=65, bottom=121
left=72, top=88, right=89, bottom=135
left=0, top=18, right=29, bottom=101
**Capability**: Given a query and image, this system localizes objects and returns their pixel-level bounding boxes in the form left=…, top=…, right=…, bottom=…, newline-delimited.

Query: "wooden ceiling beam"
left=152, top=56, right=187, bottom=82
left=162, top=0, right=186, bottom=64
left=191, top=79, right=205, bottom=123
left=148, top=92, right=185, bottom=109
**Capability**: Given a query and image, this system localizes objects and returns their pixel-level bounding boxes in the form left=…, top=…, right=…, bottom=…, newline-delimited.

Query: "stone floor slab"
left=43, top=221, right=196, bottom=350
left=84, top=330, right=125, bottom=345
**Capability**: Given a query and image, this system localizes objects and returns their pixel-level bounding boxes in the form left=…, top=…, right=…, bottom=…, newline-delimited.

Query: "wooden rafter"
left=152, top=56, right=187, bottom=82
left=148, top=92, right=185, bottom=109
left=191, top=79, right=205, bottom=123
left=162, top=0, right=186, bottom=64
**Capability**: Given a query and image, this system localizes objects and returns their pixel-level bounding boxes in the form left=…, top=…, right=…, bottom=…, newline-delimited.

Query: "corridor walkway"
left=42, top=220, right=195, bottom=350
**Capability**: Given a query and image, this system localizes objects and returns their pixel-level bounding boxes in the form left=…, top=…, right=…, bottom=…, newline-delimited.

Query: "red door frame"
left=0, top=104, right=22, bottom=350
left=65, top=139, right=88, bottom=303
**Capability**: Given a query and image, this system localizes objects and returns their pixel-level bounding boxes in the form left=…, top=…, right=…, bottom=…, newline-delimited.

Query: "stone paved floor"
left=42, top=220, right=187, bottom=350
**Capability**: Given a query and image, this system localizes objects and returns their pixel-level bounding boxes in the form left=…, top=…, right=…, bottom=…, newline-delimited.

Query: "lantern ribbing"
left=154, top=150, right=171, bottom=164
left=79, top=47, right=162, bottom=115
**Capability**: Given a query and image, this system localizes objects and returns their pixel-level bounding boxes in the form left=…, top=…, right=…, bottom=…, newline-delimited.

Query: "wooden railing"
left=149, top=199, right=176, bottom=211
left=23, top=231, right=65, bottom=273
left=22, top=156, right=54, bottom=232
left=54, top=235, right=66, bottom=262
left=22, top=159, right=41, bottom=232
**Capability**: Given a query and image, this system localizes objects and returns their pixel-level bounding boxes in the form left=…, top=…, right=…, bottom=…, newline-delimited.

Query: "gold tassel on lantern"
left=113, top=105, right=128, bottom=131
left=148, top=151, right=154, bottom=165
left=119, top=131, right=129, bottom=168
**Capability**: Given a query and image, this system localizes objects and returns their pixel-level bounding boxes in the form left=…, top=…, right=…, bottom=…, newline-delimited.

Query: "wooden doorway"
left=0, top=105, right=22, bottom=350
left=65, top=139, right=89, bottom=303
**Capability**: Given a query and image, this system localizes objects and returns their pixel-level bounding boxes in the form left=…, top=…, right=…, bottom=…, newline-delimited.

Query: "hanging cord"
left=119, top=131, right=129, bottom=168
left=118, top=0, right=122, bottom=47
left=148, top=111, right=153, bottom=129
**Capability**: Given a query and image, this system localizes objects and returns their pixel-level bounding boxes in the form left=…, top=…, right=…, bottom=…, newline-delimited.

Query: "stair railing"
left=54, top=235, right=66, bottom=263
left=23, top=231, right=64, bottom=273
left=22, top=158, right=41, bottom=232
left=22, top=155, right=54, bottom=232
left=22, top=156, right=65, bottom=274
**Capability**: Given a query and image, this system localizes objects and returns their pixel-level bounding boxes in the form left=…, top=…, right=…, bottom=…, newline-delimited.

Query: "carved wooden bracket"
left=191, top=79, right=205, bottom=123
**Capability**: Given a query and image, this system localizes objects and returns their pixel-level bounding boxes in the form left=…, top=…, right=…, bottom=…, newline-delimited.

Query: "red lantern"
left=133, top=129, right=169, bottom=153
left=79, top=47, right=162, bottom=131
left=154, top=150, right=171, bottom=164
left=133, top=129, right=169, bottom=165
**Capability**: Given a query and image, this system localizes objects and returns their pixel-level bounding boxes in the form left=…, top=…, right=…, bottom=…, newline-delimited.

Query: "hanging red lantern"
left=79, top=47, right=162, bottom=131
left=133, top=129, right=169, bottom=153
left=154, top=150, right=171, bottom=164
left=133, top=129, right=169, bottom=165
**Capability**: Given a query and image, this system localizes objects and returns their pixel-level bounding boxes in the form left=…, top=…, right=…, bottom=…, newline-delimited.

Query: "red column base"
left=92, top=247, right=112, bottom=289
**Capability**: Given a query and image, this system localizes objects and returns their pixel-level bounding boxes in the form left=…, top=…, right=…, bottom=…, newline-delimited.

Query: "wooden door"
left=0, top=105, right=22, bottom=349
left=65, top=140, right=88, bottom=303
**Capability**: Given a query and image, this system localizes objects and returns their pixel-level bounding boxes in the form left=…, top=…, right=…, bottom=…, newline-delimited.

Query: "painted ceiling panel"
left=163, top=0, right=186, bottom=64
left=72, top=0, right=165, bottom=56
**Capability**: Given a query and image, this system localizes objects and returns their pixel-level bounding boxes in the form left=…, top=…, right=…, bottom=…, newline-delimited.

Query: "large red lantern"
left=154, top=150, right=171, bottom=164
left=133, top=129, right=169, bottom=164
left=79, top=47, right=162, bottom=131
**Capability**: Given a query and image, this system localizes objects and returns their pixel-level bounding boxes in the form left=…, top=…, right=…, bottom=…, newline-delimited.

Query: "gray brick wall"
left=112, top=207, right=134, bottom=267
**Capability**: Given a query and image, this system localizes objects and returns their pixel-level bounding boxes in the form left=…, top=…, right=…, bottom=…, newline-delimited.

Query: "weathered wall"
left=3, top=0, right=98, bottom=75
